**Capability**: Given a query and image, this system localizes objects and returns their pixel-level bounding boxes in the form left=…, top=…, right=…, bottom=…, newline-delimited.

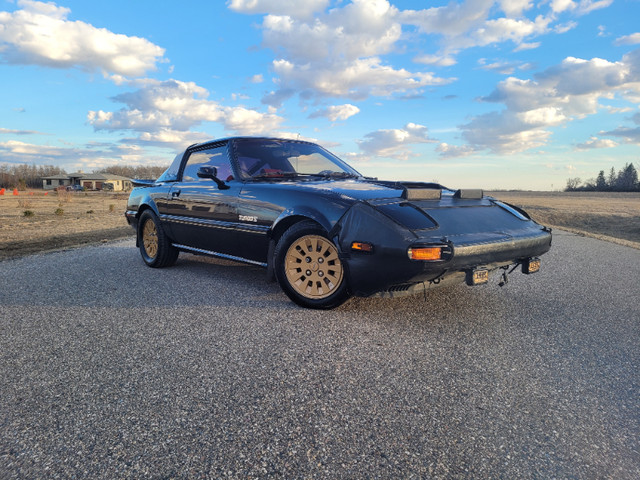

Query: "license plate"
left=470, top=269, right=489, bottom=285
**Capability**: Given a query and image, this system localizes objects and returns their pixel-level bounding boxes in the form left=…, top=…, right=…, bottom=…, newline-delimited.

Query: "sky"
left=1, top=0, right=639, bottom=190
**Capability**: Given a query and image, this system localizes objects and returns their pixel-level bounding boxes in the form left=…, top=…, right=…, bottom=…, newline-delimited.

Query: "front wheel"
left=274, top=221, right=350, bottom=309
left=138, top=210, right=179, bottom=268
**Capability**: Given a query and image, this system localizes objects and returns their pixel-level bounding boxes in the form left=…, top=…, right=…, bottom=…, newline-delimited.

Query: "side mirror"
left=197, top=166, right=230, bottom=190
left=197, top=166, right=218, bottom=179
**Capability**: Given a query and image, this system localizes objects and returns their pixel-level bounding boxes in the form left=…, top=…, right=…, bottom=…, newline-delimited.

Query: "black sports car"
left=125, top=137, right=551, bottom=309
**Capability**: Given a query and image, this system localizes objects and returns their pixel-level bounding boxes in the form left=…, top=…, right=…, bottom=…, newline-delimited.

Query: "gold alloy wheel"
left=284, top=234, right=343, bottom=299
left=142, top=219, right=159, bottom=259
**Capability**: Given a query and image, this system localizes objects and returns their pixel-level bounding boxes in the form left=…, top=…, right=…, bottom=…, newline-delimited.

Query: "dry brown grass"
left=492, top=191, right=640, bottom=249
left=0, top=190, right=132, bottom=260
left=16, top=198, right=34, bottom=209
left=56, top=188, right=74, bottom=203
left=1, top=189, right=638, bottom=260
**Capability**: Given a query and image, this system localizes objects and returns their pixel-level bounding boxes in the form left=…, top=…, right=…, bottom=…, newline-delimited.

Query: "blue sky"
left=1, top=0, right=639, bottom=190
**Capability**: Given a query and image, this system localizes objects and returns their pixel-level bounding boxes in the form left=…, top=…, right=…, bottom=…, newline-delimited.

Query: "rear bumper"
left=125, top=210, right=138, bottom=228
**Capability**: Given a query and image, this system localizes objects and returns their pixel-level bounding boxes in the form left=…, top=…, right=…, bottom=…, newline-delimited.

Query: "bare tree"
left=565, top=177, right=582, bottom=191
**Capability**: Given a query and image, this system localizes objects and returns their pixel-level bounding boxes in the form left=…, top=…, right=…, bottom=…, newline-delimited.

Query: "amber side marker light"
left=351, top=241, right=374, bottom=253
left=407, top=246, right=442, bottom=261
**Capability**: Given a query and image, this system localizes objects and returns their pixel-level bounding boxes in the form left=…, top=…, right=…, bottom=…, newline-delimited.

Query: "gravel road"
left=1, top=230, right=638, bottom=479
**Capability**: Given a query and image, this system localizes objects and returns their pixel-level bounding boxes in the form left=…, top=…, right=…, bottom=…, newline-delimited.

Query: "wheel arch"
left=133, top=203, right=160, bottom=247
left=272, top=219, right=350, bottom=309
left=266, top=214, right=326, bottom=282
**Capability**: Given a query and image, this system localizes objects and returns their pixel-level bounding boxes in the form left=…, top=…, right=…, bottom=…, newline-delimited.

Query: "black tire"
left=274, top=221, right=350, bottom=309
left=138, top=210, right=179, bottom=268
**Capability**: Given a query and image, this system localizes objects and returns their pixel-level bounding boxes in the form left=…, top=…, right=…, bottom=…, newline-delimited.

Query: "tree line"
left=0, top=164, right=67, bottom=190
left=0, top=163, right=169, bottom=189
left=97, top=165, right=168, bottom=181
left=565, top=163, right=639, bottom=192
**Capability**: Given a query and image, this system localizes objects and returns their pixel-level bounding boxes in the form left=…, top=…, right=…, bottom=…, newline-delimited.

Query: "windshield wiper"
left=303, top=171, right=360, bottom=179
left=251, top=171, right=361, bottom=181
left=251, top=171, right=298, bottom=180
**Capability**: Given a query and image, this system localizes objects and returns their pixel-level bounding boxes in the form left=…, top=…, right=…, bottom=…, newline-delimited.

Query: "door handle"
left=171, top=189, right=181, bottom=198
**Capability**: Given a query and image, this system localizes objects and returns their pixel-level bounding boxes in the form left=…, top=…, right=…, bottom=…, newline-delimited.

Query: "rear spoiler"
left=131, top=179, right=156, bottom=187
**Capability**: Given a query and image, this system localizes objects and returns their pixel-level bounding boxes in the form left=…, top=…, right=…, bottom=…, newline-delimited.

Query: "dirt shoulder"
left=1, top=189, right=639, bottom=261
left=0, top=226, right=134, bottom=260
left=0, top=190, right=135, bottom=261
left=491, top=191, right=640, bottom=250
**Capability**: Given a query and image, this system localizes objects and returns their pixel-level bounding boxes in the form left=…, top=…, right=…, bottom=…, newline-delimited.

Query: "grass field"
left=0, top=190, right=132, bottom=260
left=491, top=191, right=640, bottom=249
left=1, top=189, right=638, bottom=260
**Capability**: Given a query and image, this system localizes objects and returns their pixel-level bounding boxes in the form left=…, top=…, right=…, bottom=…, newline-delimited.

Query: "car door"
left=236, top=183, right=285, bottom=262
left=163, top=142, right=241, bottom=255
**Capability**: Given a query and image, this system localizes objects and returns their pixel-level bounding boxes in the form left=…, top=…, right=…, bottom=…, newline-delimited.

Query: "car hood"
left=280, top=179, right=405, bottom=201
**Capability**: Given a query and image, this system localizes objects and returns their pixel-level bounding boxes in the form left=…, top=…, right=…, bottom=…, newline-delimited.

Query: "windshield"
left=232, top=138, right=361, bottom=180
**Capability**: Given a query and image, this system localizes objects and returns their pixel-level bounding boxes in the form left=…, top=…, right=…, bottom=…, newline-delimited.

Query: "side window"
left=181, top=145, right=233, bottom=182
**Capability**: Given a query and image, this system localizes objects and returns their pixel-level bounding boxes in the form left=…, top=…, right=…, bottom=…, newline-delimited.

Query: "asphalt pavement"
left=1, top=230, right=639, bottom=479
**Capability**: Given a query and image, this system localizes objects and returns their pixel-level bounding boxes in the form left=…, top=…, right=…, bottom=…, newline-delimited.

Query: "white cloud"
left=601, top=113, right=640, bottom=145
left=401, top=1, right=551, bottom=55
left=223, top=105, right=283, bottom=134
left=605, top=106, right=634, bottom=114
left=0, top=0, right=165, bottom=76
left=227, top=0, right=329, bottom=20
left=443, top=51, right=640, bottom=156
left=233, top=0, right=452, bottom=104
left=577, top=0, right=614, bottom=15
left=460, top=111, right=553, bottom=155
left=514, top=41, right=541, bottom=52
left=550, top=0, right=576, bottom=14
left=467, top=16, right=552, bottom=49
left=357, top=123, right=436, bottom=160
left=269, top=56, right=450, bottom=103
left=575, top=136, right=618, bottom=149
left=399, top=1, right=593, bottom=67
left=136, top=130, right=212, bottom=149
left=414, top=54, right=457, bottom=66
left=88, top=79, right=285, bottom=146
left=0, top=139, right=163, bottom=170
left=614, top=33, right=640, bottom=46
left=309, top=104, right=360, bottom=121
left=554, top=21, right=577, bottom=35
left=0, top=127, right=45, bottom=135
left=499, top=0, right=534, bottom=18
left=0, top=139, right=66, bottom=158
left=517, top=107, right=567, bottom=126
left=400, top=1, right=494, bottom=38
left=231, top=0, right=615, bottom=106
left=436, top=143, right=475, bottom=158
left=479, top=60, right=525, bottom=75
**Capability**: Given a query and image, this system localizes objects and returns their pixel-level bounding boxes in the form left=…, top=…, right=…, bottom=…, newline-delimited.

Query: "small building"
left=42, top=173, right=132, bottom=191
left=41, top=174, right=71, bottom=190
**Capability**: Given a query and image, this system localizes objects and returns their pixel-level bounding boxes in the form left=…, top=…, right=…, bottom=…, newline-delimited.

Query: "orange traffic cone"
left=0, top=188, right=5, bottom=195
left=13, top=188, right=18, bottom=195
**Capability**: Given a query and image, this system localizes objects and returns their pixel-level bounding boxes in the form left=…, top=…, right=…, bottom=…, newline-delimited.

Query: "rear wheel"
left=138, top=210, right=179, bottom=268
left=274, top=221, right=350, bottom=309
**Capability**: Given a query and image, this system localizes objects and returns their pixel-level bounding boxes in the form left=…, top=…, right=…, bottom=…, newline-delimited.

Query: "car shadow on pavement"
left=0, top=238, right=522, bottom=323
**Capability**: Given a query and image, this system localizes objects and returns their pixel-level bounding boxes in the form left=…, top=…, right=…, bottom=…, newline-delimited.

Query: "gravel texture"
left=1, top=230, right=639, bottom=478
